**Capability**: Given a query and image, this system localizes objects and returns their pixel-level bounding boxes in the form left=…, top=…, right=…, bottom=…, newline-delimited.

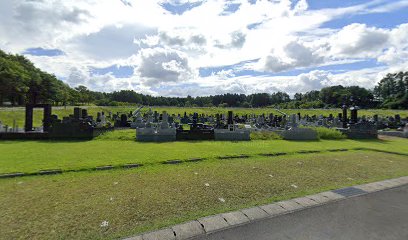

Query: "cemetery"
left=2, top=102, right=408, bottom=141
left=2, top=2, right=408, bottom=238
left=1, top=105, right=408, bottom=240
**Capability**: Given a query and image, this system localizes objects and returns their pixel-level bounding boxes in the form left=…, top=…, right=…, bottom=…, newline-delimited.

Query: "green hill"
left=0, top=49, right=74, bottom=106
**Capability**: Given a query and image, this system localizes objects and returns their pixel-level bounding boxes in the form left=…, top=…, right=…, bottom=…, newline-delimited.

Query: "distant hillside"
left=0, top=49, right=73, bottom=105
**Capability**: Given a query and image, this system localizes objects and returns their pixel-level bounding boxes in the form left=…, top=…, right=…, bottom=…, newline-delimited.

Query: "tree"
left=294, top=93, right=303, bottom=101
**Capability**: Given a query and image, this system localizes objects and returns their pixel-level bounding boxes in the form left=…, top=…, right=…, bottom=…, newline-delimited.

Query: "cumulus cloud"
left=261, top=40, right=325, bottom=72
left=0, top=0, right=91, bottom=52
left=14, top=1, right=89, bottom=27
left=330, top=23, right=389, bottom=57
left=296, top=70, right=332, bottom=92
left=1, top=0, right=408, bottom=96
left=68, top=24, right=156, bottom=60
left=135, top=47, right=196, bottom=86
left=214, top=31, right=246, bottom=49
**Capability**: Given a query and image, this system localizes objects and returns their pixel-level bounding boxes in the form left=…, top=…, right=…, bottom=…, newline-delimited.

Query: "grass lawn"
left=1, top=150, right=408, bottom=239
left=1, top=106, right=407, bottom=127
left=1, top=130, right=408, bottom=174
left=1, top=108, right=407, bottom=239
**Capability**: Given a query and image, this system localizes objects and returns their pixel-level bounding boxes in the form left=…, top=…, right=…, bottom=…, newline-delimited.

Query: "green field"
left=1, top=106, right=407, bottom=127
left=1, top=130, right=408, bottom=174
left=1, top=149, right=408, bottom=239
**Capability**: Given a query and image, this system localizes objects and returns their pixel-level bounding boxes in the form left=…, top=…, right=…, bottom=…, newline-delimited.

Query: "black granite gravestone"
left=25, top=104, right=52, bottom=132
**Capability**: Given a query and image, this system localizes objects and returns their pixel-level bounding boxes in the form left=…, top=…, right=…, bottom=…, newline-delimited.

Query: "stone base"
left=341, top=123, right=378, bottom=139
left=136, top=128, right=176, bottom=142
left=214, top=129, right=250, bottom=141
left=281, top=128, right=318, bottom=140
left=378, top=131, right=407, bottom=138
left=130, top=122, right=146, bottom=129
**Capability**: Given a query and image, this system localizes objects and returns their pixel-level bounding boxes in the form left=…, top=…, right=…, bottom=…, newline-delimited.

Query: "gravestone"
left=333, top=117, right=340, bottom=128
left=130, top=111, right=145, bottom=129
left=403, top=124, right=408, bottom=138
left=342, top=105, right=348, bottom=128
left=373, top=114, right=378, bottom=123
left=25, top=104, right=52, bottom=132
left=281, top=127, right=318, bottom=140
left=349, top=106, right=359, bottom=124
left=120, top=114, right=128, bottom=127
left=81, top=109, right=88, bottom=119
left=48, top=108, right=111, bottom=139
left=214, top=111, right=250, bottom=141
left=181, top=112, right=189, bottom=124
left=136, top=111, right=176, bottom=142
left=153, top=111, right=158, bottom=123
left=342, top=122, right=378, bottom=139
left=74, top=107, right=81, bottom=119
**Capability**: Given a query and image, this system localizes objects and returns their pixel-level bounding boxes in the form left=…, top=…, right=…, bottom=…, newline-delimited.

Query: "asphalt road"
left=193, top=185, right=408, bottom=240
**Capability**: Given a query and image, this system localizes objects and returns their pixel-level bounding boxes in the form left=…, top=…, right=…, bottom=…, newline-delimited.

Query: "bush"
left=95, top=129, right=135, bottom=141
left=218, top=103, right=228, bottom=108
left=311, top=127, right=346, bottom=140
left=250, top=131, right=283, bottom=140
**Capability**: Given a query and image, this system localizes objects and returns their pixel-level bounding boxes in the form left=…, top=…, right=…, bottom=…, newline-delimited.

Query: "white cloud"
left=135, top=47, right=196, bottom=86
left=1, top=0, right=408, bottom=96
left=260, top=40, right=325, bottom=72
left=67, top=24, right=157, bottom=61
left=329, top=23, right=389, bottom=57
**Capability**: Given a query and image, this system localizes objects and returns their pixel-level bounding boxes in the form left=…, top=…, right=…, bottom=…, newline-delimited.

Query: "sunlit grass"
left=1, top=151, right=407, bottom=239
left=1, top=135, right=408, bottom=174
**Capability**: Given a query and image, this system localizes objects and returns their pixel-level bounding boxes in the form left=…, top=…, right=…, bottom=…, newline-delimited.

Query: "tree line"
left=1, top=49, right=407, bottom=109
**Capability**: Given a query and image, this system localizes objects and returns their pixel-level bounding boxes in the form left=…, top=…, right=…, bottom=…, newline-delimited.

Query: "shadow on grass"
left=352, top=138, right=392, bottom=144
left=0, top=139, right=93, bottom=144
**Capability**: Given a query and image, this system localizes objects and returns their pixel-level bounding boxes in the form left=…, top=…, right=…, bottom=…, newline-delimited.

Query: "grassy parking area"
left=1, top=150, right=407, bottom=239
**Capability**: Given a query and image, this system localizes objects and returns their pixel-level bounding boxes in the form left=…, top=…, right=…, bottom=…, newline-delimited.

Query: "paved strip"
left=241, top=207, right=269, bottom=221
left=123, top=177, right=408, bottom=240
left=142, top=228, right=175, bottom=240
left=277, top=199, right=303, bottom=211
left=193, top=184, right=408, bottom=240
left=221, top=211, right=250, bottom=226
left=293, top=196, right=319, bottom=207
left=198, top=215, right=229, bottom=233
left=172, top=221, right=204, bottom=240
left=259, top=203, right=286, bottom=216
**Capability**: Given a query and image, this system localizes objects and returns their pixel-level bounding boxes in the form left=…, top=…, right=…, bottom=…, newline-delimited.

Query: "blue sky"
left=1, top=0, right=407, bottom=96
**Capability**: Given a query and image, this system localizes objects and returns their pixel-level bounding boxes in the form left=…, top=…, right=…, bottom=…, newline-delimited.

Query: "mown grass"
left=1, top=106, right=407, bottom=127
left=94, top=129, right=135, bottom=141
left=0, top=151, right=407, bottom=240
left=1, top=131, right=408, bottom=174
left=250, top=131, right=283, bottom=140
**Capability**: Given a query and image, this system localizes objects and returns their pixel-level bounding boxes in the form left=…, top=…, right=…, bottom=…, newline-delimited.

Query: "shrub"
left=311, top=127, right=346, bottom=140
left=95, top=129, right=135, bottom=141
left=250, top=131, right=283, bottom=140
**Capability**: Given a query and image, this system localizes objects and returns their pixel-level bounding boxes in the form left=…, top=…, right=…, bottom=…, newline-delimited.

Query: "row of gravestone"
left=125, top=107, right=407, bottom=131
left=136, top=110, right=251, bottom=141
left=131, top=106, right=408, bottom=141
left=1, top=105, right=407, bottom=140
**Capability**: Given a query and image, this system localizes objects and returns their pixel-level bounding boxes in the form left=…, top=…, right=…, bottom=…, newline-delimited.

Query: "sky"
left=1, top=0, right=408, bottom=97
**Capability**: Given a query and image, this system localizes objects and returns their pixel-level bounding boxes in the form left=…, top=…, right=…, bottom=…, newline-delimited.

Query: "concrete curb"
left=123, top=176, right=408, bottom=240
